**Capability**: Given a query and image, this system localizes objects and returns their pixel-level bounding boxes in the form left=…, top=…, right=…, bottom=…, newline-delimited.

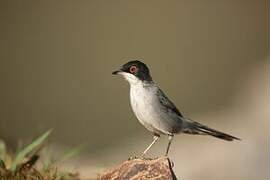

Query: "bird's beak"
left=112, top=69, right=122, bottom=75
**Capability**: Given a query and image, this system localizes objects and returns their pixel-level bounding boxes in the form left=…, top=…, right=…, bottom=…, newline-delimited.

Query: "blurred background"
left=0, top=1, right=270, bottom=179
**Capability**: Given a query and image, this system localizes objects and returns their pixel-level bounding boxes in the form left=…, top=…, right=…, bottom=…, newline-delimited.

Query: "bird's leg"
left=140, top=134, right=160, bottom=158
left=165, top=134, right=174, bottom=156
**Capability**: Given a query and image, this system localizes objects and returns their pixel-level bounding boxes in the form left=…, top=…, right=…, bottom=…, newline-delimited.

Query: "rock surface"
left=98, top=157, right=177, bottom=180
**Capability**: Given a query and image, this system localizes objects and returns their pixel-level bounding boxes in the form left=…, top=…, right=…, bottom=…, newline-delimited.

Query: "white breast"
left=120, top=71, right=181, bottom=135
left=129, top=82, right=169, bottom=134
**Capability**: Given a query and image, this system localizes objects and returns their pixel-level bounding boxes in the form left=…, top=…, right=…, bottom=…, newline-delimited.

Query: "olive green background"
left=0, top=0, right=269, bottom=155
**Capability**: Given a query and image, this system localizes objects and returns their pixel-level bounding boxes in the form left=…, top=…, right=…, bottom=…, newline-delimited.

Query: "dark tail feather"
left=183, top=120, right=241, bottom=141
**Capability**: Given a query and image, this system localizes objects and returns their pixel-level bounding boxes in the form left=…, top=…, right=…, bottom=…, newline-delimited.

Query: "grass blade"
left=59, top=144, right=85, bottom=162
left=10, top=129, right=52, bottom=172
left=0, top=140, right=6, bottom=160
left=0, top=159, right=6, bottom=169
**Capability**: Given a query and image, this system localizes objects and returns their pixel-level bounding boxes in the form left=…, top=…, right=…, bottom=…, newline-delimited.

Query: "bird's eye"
left=129, top=65, right=138, bottom=74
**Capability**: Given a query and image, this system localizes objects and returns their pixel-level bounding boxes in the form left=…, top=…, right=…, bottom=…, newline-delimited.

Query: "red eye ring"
left=129, top=65, right=138, bottom=74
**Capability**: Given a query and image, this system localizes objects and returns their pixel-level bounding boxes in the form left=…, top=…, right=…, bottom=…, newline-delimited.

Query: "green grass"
left=0, top=130, right=82, bottom=180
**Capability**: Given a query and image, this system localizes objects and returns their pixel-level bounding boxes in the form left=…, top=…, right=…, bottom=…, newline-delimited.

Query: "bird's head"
left=112, top=60, right=152, bottom=84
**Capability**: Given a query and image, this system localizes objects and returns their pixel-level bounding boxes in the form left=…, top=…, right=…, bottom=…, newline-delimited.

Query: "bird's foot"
left=128, top=155, right=140, bottom=160
left=128, top=155, right=154, bottom=160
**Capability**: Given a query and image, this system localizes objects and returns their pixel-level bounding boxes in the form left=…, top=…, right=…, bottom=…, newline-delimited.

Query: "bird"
left=112, top=60, right=240, bottom=157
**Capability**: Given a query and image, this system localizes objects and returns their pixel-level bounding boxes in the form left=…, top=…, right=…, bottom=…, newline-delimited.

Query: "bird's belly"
left=130, top=87, right=179, bottom=135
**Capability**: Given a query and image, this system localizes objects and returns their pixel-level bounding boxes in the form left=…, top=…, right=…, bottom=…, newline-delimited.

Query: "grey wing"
left=156, top=89, right=183, bottom=117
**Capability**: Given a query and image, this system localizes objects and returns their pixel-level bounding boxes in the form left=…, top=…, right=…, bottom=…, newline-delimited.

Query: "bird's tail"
left=182, top=119, right=241, bottom=141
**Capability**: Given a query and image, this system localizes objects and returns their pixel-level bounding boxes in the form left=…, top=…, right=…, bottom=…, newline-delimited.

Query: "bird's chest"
left=129, top=84, right=160, bottom=128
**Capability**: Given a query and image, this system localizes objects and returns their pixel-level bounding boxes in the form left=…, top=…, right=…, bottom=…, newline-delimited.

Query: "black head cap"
left=114, top=60, right=152, bottom=82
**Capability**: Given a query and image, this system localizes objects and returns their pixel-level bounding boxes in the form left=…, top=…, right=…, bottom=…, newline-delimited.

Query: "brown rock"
left=98, top=157, right=177, bottom=180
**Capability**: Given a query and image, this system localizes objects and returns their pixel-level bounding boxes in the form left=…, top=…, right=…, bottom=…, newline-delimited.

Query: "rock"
left=98, top=157, right=177, bottom=180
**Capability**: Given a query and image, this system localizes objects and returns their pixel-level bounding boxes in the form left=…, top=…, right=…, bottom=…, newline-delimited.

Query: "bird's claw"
left=128, top=156, right=139, bottom=160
